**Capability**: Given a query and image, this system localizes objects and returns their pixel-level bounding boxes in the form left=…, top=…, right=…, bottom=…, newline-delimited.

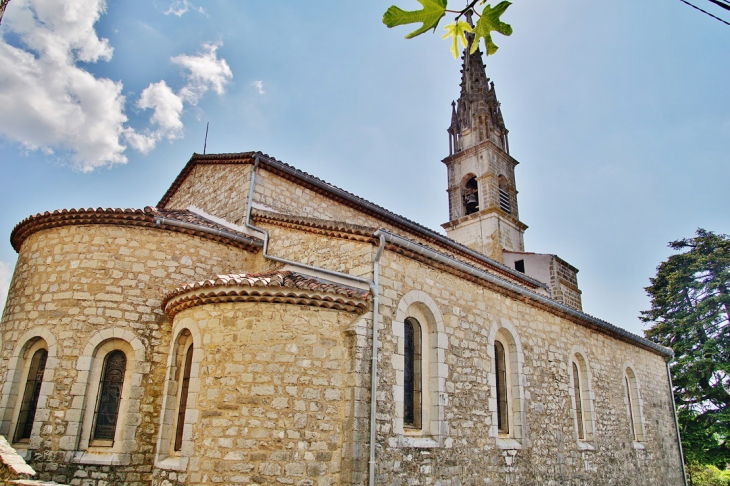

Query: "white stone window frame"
left=63, top=328, right=146, bottom=466
left=568, top=345, right=596, bottom=450
left=487, top=318, right=526, bottom=450
left=391, top=290, right=448, bottom=448
left=0, top=328, right=59, bottom=456
left=155, top=318, right=202, bottom=472
left=623, top=362, right=647, bottom=449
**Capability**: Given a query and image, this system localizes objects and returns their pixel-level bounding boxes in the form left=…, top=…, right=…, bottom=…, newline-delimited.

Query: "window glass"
left=174, top=345, right=194, bottom=451
left=14, top=348, right=48, bottom=442
left=92, top=350, right=127, bottom=442
left=495, top=341, right=509, bottom=434
left=404, top=317, right=422, bottom=428
left=572, top=362, right=585, bottom=440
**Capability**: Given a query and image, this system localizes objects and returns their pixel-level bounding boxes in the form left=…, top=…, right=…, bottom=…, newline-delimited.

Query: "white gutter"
left=244, top=156, right=385, bottom=486
left=153, top=216, right=263, bottom=248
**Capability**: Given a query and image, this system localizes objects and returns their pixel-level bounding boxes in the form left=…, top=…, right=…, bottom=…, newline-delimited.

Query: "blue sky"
left=0, top=0, right=728, bottom=335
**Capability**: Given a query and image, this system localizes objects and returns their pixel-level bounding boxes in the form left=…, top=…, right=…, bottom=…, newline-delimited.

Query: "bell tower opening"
left=498, top=175, right=511, bottom=214
left=463, top=175, right=479, bottom=215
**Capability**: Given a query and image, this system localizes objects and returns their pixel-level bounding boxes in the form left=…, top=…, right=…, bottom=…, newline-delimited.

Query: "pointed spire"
left=448, top=38, right=509, bottom=153
left=450, top=100, right=459, bottom=131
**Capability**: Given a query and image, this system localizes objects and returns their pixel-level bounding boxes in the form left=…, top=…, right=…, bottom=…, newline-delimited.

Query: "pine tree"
left=642, top=229, right=730, bottom=467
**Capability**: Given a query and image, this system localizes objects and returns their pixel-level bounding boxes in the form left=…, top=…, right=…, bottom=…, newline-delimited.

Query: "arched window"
left=91, top=350, right=127, bottom=444
left=14, top=348, right=48, bottom=442
left=494, top=340, right=509, bottom=434
left=174, top=344, right=194, bottom=451
left=624, top=367, right=645, bottom=442
left=489, top=322, right=525, bottom=449
left=572, top=362, right=585, bottom=440
left=498, top=176, right=511, bottom=214
left=392, top=291, right=448, bottom=447
left=463, top=176, right=479, bottom=215
left=404, top=317, right=422, bottom=429
left=569, top=350, right=596, bottom=446
left=156, top=326, right=201, bottom=468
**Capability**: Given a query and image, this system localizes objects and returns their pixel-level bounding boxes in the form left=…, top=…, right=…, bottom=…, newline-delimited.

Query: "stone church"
left=0, top=42, right=685, bottom=486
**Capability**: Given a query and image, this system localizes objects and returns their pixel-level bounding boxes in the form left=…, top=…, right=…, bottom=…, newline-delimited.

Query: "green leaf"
left=383, top=0, right=448, bottom=39
left=471, top=1, right=513, bottom=56
left=442, top=21, right=473, bottom=58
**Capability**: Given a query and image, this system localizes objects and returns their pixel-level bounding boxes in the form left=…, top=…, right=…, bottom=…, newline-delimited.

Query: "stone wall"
left=165, top=163, right=520, bottom=284
left=153, top=303, right=360, bottom=486
left=0, top=224, right=262, bottom=485
left=367, top=249, right=683, bottom=485
left=240, top=217, right=684, bottom=484
left=164, top=164, right=252, bottom=227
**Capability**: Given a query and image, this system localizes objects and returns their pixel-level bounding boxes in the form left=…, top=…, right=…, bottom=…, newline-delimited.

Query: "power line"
left=678, top=0, right=730, bottom=25
left=707, top=0, right=730, bottom=11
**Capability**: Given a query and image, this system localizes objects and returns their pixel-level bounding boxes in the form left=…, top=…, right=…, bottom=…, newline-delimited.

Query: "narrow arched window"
left=498, top=176, right=511, bottom=214
left=495, top=340, right=509, bottom=434
left=174, top=344, right=194, bottom=451
left=14, top=349, right=48, bottom=442
left=624, top=367, right=645, bottom=442
left=625, top=376, right=635, bottom=440
left=92, top=350, right=127, bottom=443
left=572, top=362, right=585, bottom=440
left=404, top=317, right=422, bottom=428
left=463, top=176, right=479, bottom=215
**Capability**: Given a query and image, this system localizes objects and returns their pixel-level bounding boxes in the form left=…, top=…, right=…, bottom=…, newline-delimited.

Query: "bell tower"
left=441, top=40, right=527, bottom=263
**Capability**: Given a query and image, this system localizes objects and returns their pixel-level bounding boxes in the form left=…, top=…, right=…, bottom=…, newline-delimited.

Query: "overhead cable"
left=678, top=0, right=730, bottom=25
left=707, top=0, right=730, bottom=12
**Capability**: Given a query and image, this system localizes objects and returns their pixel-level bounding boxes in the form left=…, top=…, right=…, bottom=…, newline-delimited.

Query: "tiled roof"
left=252, top=209, right=379, bottom=243
left=162, top=270, right=371, bottom=317
left=10, top=207, right=263, bottom=253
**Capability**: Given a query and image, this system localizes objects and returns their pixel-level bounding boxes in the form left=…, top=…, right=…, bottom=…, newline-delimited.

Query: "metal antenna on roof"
left=203, top=122, right=209, bottom=155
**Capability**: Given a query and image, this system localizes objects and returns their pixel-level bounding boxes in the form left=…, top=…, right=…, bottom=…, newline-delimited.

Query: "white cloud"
left=0, top=0, right=127, bottom=171
left=173, top=42, right=233, bottom=104
left=0, top=261, right=12, bottom=313
left=125, top=80, right=184, bottom=153
left=128, top=45, right=232, bottom=152
left=253, top=80, right=265, bottom=95
left=165, top=0, right=204, bottom=17
left=0, top=0, right=233, bottom=171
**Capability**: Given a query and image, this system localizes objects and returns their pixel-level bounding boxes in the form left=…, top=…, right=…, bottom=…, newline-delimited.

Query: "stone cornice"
left=10, top=207, right=263, bottom=253
left=162, top=270, right=370, bottom=317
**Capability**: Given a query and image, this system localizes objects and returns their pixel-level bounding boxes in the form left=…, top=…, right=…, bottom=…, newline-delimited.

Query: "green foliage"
left=642, top=229, right=730, bottom=468
left=382, top=0, right=448, bottom=39
left=686, top=463, right=730, bottom=486
left=442, top=20, right=472, bottom=58
left=471, top=1, right=513, bottom=55
left=383, top=0, right=513, bottom=58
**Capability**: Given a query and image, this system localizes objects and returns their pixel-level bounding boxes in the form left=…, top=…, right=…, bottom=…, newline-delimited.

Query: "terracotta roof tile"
left=162, top=269, right=371, bottom=317
left=10, top=207, right=262, bottom=253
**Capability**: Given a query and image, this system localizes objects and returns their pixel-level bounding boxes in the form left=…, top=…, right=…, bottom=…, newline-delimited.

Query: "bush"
left=687, top=463, right=730, bottom=486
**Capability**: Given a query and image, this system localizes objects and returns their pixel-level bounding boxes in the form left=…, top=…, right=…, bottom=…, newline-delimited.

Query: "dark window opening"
left=464, top=177, right=479, bottom=215
left=404, top=317, right=422, bottom=428
left=14, top=348, right=48, bottom=442
left=514, top=260, right=525, bottom=273
left=495, top=341, right=509, bottom=434
left=625, top=376, right=636, bottom=441
left=572, top=362, right=585, bottom=440
left=174, top=345, right=194, bottom=451
left=92, top=350, right=126, bottom=443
